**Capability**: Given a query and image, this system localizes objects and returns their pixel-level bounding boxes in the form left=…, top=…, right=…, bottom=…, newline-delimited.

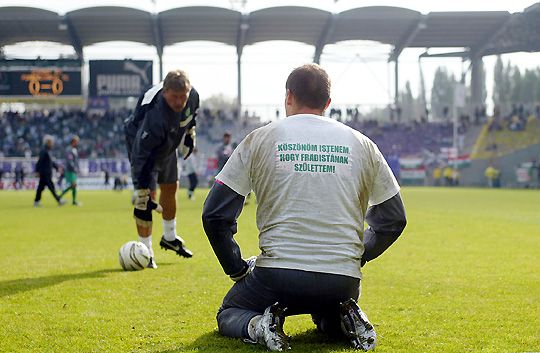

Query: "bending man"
left=125, top=70, right=198, bottom=269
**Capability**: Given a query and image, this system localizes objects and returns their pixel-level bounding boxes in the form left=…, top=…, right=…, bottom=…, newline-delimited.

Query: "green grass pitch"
left=1, top=187, right=539, bottom=352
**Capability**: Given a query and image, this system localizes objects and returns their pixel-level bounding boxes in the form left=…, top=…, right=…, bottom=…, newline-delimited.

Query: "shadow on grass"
left=159, top=329, right=350, bottom=353
left=0, top=262, right=175, bottom=298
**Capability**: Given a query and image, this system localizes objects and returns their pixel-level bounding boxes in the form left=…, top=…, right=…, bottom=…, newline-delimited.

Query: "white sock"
left=163, top=219, right=177, bottom=241
left=139, top=235, right=154, bottom=257
left=247, top=315, right=262, bottom=341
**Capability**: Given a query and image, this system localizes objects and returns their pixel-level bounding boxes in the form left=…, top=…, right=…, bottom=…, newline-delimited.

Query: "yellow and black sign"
left=0, top=61, right=82, bottom=97
left=21, top=70, right=70, bottom=96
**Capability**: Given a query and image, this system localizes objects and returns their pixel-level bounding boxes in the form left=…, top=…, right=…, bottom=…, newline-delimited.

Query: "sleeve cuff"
left=215, top=175, right=251, bottom=197
left=369, top=187, right=400, bottom=206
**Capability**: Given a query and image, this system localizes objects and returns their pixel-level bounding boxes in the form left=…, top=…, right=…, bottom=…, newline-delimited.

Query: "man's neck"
left=287, top=108, right=324, bottom=116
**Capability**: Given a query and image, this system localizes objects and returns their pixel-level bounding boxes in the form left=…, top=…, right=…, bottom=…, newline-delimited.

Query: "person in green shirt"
left=60, top=135, right=81, bottom=205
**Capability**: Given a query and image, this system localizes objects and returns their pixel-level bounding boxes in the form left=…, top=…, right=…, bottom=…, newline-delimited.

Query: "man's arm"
left=35, top=150, right=44, bottom=174
left=361, top=192, right=407, bottom=266
left=180, top=89, right=199, bottom=160
left=202, top=181, right=248, bottom=279
left=130, top=109, right=165, bottom=189
left=47, top=151, right=59, bottom=172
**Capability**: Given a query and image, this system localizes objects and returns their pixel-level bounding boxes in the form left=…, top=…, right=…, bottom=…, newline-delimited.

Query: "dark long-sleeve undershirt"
left=362, top=192, right=407, bottom=266
left=202, top=182, right=247, bottom=277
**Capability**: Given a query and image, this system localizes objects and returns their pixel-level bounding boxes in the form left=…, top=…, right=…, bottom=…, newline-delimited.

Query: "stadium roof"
left=0, top=7, right=72, bottom=47
left=244, top=6, right=330, bottom=46
left=67, top=7, right=155, bottom=47
left=0, top=4, right=539, bottom=59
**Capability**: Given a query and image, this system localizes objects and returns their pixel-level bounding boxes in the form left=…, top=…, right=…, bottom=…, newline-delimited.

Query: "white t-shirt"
left=216, top=114, right=400, bottom=279
left=183, top=154, right=198, bottom=175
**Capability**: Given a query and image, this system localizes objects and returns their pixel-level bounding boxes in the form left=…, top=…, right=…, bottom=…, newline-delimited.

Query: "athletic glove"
left=133, top=189, right=150, bottom=210
left=132, top=189, right=163, bottom=212
left=180, top=127, right=196, bottom=160
left=230, top=256, right=257, bottom=282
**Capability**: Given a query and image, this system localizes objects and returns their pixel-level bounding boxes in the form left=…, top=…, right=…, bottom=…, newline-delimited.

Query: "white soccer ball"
left=119, top=241, right=150, bottom=271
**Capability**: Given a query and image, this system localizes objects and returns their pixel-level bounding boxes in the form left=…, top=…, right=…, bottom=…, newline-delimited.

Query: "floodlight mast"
left=229, top=0, right=248, bottom=11
left=389, top=18, right=426, bottom=115
left=236, top=15, right=249, bottom=120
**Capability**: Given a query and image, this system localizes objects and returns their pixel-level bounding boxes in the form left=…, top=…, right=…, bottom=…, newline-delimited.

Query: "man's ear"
left=285, top=89, right=294, bottom=107
left=323, top=98, right=331, bottom=113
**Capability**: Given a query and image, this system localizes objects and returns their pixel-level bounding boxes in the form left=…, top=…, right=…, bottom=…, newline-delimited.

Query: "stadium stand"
left=1, top=108, right=460, bottom=160
left=1, top=105, right=539, bottom=189
left=0, top=108, right=266, bottom=161
left=346, top=120, right=454, bottom=157
left=471, top=106, right=540, bottom=159
left=0, top=109, right=129, bottom=158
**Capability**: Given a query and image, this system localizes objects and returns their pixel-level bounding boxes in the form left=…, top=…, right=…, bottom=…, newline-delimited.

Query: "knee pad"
left=134, top=208, right=152, bottom=227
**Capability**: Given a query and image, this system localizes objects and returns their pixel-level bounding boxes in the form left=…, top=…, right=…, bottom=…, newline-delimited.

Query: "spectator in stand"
left=104, top=168, right=110, bottom=185
left=537, top=162, right=540, bottom=189
left=216, top=132, right=234, bottom=174
left=452, top=168, right=460, bottom=187
left=432, top=166, right=442, bottom=186
left=531, top=160, right=540, bottom=189
left=484, top=165, right=500, bottom=188
left=14, top=162, right=25, bottom=190
left=474, top=107, right=482, bottom=125
left=443, top=165, right=453, bottom=186
left=509, top=115, right=524, bottom=131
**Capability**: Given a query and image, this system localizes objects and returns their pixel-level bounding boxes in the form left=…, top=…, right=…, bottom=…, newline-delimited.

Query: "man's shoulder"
left=144, top=99, right=167, bottom=123
left=188, top=87, right=199, bottom=102
left=348, top=127, right=372, bottom=144
left=140, top=83, right=163, bottom=106
left=181, top=87, right=199, bottom=116
left=241, top=122, right=277, bottom=144
left=319, top=116, right=366, bottom=136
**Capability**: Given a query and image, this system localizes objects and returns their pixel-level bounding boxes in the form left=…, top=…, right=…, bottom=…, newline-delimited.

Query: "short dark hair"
left=285, top=64, right=331, bottom=110
left=163, top=70, right=190, bottom=92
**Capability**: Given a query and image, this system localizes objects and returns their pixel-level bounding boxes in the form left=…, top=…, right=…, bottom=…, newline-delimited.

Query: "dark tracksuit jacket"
left=34, top=145, right=61, bottom=202
left=35, top=146, right=57, bottom=180
left=125, top=87, right=199, bottom=189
